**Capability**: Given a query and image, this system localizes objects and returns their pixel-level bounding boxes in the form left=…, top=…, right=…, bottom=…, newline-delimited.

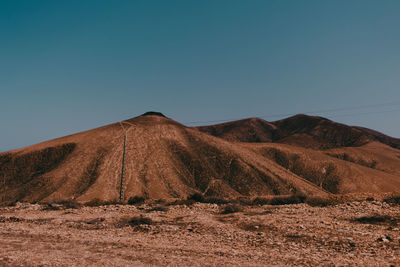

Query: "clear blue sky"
left=1, top=0, right=400, bottom=152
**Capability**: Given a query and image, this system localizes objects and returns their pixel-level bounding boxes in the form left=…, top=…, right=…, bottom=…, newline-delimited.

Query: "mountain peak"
left=140, top=111, right=166, bottom=117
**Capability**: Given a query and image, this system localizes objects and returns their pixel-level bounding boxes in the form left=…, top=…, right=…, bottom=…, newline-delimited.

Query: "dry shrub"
left=241, top=194, right=338, bottom=207
left=127, top=216, right=153, bottom=226
left=85, top=198, right=104, bottom=206
left=250, top=197, right=270, bottom=206
left=127, top=196, right=146, bottom=205
left=43, top=200, right=81, bottom=210
left=146, top=206, right=169, bottom=212
left=220, top=204, right=243, bottom=214
left=352, top=215, right=400, bottom=226
left=85, top=198, right=120, bottom=207
left=186, top=193, right=228, bottom=204
left=0, top=201, right=16, bottom=207
left=249, top=193, right=307, bottom=206
left=59, top=199, right=81, bottom=209
left=154, top=199, right=166, bottom=204
left=383, top=195, right=400, bottom=205
left=269, top=194, right=307, bottom=205
left=166, top=199, right=196, bottom=206
left=187, top=192, right=205, bottom=202
left=204, top=197, right=228, bottom=204
left=42, top=204, right=62, bottom=211
left=305, top=197, right=340, bottom=207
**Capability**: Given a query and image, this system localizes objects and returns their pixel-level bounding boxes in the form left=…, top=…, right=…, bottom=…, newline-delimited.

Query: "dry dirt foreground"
left=1, top=201, right=400, bottom=266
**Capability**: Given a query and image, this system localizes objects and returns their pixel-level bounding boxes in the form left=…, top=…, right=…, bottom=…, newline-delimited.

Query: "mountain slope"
left=0, top=114, right=328, bottom=204
left=195, top=118, right=276, bottom=143
left=195, top=114, right=400, bottom=150
left=241, top=141, right=400, bottom=194
left=1, top=113, right=400, bottom=204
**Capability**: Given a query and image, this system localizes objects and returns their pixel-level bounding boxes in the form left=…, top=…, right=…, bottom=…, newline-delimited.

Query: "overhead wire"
left=183, top=101, right=400, bottom=125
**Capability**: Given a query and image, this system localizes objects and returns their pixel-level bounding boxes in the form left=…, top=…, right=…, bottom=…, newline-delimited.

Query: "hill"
left=1, top=113, right=400, bottom=204
left=195, top=114, right=400, bottom=149
left=0, top=113, right=327, bottom=204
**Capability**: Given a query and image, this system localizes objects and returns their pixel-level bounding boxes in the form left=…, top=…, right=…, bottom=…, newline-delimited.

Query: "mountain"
left=0, top=113, right=327, bottom=204
left=1, top=112, right=400, bottom=204
left=195, top=118, right=276, bottom=143
left=196, top=114, right=400, bottom=149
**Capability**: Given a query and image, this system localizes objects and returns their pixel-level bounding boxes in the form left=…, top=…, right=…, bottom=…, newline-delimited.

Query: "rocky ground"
left=0, top=200, right=400, bottom=266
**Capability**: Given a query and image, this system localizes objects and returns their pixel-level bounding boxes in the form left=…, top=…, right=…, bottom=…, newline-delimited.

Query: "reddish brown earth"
left=196, top=114, right=400, bottom=149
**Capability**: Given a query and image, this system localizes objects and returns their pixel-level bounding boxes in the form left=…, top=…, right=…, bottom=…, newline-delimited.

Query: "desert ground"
left=1, top=198, right=400, bottom=266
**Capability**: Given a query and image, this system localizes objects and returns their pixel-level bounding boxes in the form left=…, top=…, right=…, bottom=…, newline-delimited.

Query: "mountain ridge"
left=1, top=112, right=400, bottom=204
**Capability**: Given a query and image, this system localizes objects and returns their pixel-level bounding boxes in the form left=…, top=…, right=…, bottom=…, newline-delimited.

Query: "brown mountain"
left=1, top=113, right=400, bottom=204
left=196, top=114, right=400, bottom=149
left=0, top=113, right=327, bottom=204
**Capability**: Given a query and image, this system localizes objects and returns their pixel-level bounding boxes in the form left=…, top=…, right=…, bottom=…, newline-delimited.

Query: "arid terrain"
left=1, top=112, right=400, bottom=205
left=1, top=197, right=400, bottom=266
left=1, top=112, right=400, bottom=266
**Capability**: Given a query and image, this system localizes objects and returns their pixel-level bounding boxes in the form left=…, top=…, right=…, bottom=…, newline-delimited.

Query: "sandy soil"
left=1, top=201, right=400, bottom=266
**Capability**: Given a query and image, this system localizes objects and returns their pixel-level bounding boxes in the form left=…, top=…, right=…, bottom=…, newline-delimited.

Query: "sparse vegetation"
left=187, top=192, right=205, bottom=202
left=203, top=197, right=228, bottom=204
left=127, top=216, right=153, bottom=226
left=166, top=198, right=196, bottom=206
left=168, top=193, right=337, bottom=207
left=326, top=153, right=378, bottom=169
left=263, top=148, right=341, bottom=193
left=304, top=196, right=341, bottom=207
left=127, top=196, right=146, bottom=205
left=234, top=194, right=338, bottom=207
left=246, top=194, right=307, bottom=206
left=0, top=143, right=76, bottom=203
left=43, top=200, right=81, bottom=210
left=0, top=201, right=16, bottom=207
left=184, top=193, right=228, bottom=205
left=84, top=198, right=120, bottom=207
left=76, top=148, right=107, bottom=196
left=352, top=215, right=400, bottom=225
left=220, top=204, right=243, bottom=214
left=383, top=195, right=400, bottom=205
left=146, top=206, right=169, bottom=212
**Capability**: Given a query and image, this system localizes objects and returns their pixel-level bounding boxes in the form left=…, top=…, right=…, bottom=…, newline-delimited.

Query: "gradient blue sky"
left=1, top=0, right=400, bottom=152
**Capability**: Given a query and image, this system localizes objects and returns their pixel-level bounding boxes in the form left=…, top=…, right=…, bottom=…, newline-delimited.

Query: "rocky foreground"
left=0, top=200, right=399, bottom=266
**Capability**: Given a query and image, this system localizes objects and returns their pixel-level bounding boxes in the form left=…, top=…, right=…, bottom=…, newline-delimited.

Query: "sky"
left=1, top=0, right=400, bottom=152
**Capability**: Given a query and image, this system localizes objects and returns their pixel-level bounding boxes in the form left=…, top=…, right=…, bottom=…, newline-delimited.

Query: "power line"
left=324, top=108, right=400, bottom=118
left=183, top=101, right=400, bottom=125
